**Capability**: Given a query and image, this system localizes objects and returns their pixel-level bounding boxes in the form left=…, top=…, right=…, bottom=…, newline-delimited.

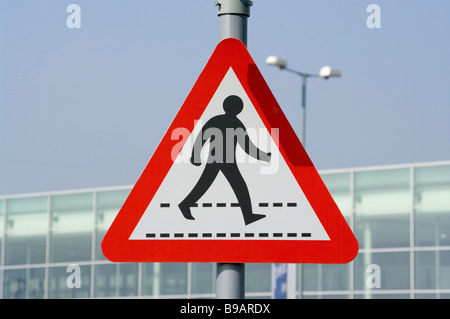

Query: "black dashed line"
left=273, top=233, right=283, bottom=237
left=145, top=232, right=309, bottom=239
left=160, top=202, right=298, bottom=208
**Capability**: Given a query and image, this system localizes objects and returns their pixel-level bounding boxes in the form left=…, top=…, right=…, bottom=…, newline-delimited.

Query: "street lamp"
left=266, top=56, right=341, bottom=147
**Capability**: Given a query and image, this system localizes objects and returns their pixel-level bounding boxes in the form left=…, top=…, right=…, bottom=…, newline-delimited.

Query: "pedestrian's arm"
left=239, top=127, right=271, bottom=162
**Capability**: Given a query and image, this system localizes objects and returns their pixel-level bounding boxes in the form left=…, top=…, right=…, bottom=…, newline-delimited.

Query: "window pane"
left=0, top=198, right=3, bottom=235
left=5, top=196, right=48, bottom=265
left=141, top=263, right=188, bottom=297
left=95, top=229, right=107, bottom=260
left=303, top=264, right=349, bottom=291
left=415, top=293, right=450, bottom=299
left=50, top=231, right=92, bottom=263
left=304, top=294, right=350, bottom=299
left=6, top=196, right=48, bottom=235
left=191, top=263, right=216, bottom=295
left=245, top=263, right=271, bottom=293
left=2, top=267, right=45, bottom=299
left=96, top=189, right=130, bottom=229
left=354, top=168, right=410, bottom=211
left=321, top=172, right=351, bottom=216
left=415, top=250, right=450, bottom=290
left=50, top=193, right=93, bottom=263
left=415, top=208, right=450, bottom=247
left=48, top=265, right=91, bottom=298
left=414, top=165, right=450, bottom=247
left=354, top=293, right=410, bottom=299
left=142, top=263, right=188, bottom=297
left=51, top=192, right=93, bottom=231
left=5, top=234, right=47, bottom=265
left=354, top=169, right=411, bottom=249
left=95, top=189, right=130, bottom=260
left=159, top=263, right=188, bottom=295
left=94, top=263, right=138, bottom=297
left=415, top=165, right=450, bottom=208
left=142, top=263, right=156, bottom=297
left=354, top=252, right=410, bottom=291
left=354, top=209, right=410, bottom=248
left=0, top=199, right=3, bottom=263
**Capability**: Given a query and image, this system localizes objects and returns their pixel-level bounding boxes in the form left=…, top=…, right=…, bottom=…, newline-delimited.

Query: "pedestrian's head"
left=223, top=95, right=243, bottom=115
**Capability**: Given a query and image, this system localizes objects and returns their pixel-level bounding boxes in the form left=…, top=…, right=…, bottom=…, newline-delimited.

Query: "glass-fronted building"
left=0, top=161, right=449, bottom=299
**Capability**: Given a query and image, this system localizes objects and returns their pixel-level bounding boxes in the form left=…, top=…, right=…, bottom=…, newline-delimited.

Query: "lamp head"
left=266, top=56, right=288, bottom=69
left=319, top=66, right=341, bottom=79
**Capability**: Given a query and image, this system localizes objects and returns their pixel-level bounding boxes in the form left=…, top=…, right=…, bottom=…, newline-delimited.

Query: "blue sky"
left=1, top=1, right=449, bottom=195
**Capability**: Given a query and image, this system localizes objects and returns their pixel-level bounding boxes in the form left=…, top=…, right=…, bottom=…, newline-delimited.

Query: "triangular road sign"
left=102, top=38, right=358, bottom=264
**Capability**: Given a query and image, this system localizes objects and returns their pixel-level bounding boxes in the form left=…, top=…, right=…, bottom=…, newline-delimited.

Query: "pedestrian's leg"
left=222, top=164, right=265, bottom=225
left=179, top=164, right=219, bottom=220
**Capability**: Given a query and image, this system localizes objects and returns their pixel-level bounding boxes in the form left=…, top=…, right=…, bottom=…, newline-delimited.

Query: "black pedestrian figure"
left=178, top=95, right=271, bottom=225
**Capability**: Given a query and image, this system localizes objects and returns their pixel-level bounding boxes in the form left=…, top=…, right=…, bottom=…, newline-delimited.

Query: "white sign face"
left=129, top=68, right=330, bottom=241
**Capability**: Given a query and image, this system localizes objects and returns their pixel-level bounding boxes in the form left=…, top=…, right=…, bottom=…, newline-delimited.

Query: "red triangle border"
left=101, top=38, right=358, bottom=264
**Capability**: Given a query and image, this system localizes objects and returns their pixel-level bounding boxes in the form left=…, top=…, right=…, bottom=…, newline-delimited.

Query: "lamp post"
left=266, top=56, right=341, bottom=148
left=266, top=56, right=341, bottom=299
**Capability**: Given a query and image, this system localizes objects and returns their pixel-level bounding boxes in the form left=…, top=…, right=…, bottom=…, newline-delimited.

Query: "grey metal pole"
left=216, top=0, right=252, bottom=46
left=301, top=73, right=307, bottom=147
left=216, top=263, right=245, bottom=298
left=282, top=67, right=312, bottom=148
left=219, top=14, right=248, bottom=46
left=214, top=0, right=252, bottom=299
